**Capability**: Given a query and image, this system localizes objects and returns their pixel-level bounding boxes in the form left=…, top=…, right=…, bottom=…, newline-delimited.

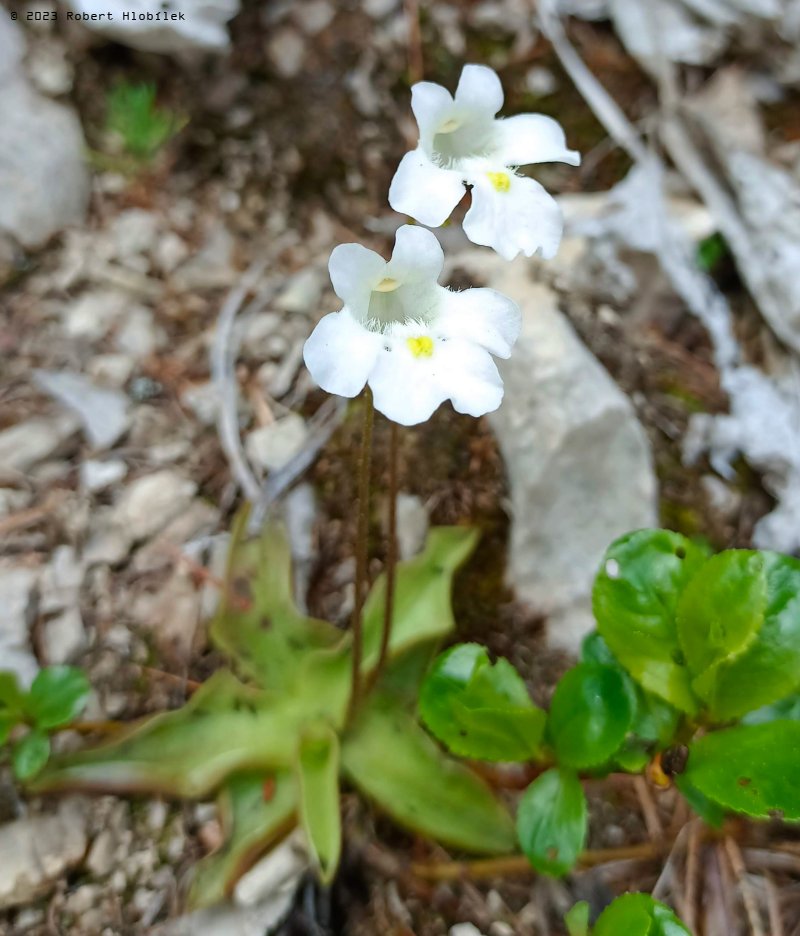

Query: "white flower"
left=389, top=64, right=580, bottom=262
left=303, top=225, right=521, bottom=427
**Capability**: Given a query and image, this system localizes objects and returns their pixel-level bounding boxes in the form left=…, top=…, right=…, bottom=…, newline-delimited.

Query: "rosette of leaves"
left=33, top=512, right=515, bottom=906
left=566, top=893, right=692, bottom=936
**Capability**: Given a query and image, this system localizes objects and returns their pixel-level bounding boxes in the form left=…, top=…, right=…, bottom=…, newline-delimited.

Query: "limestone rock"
left=455, top=253, right=658, bottom=653
left=0, top=16, right=90, bottom=249
left=0, top=799, right=88, bottom=910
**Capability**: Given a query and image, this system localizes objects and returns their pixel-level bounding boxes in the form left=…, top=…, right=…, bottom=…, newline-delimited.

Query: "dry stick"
left=410, top=841, right=663, bottom=883
left=683, top=818, right=702, bottom=934
left=766, top=873, right=785, bottom=936
left=404, top=0, right=424, bottom=85
left=725, top=835, right=766, bottom=936
left=349, top=390, right=375, bottom=718
left=375, top=420, right=400, bottom=683
left=211, top=261, right=268, bottom=505
left=634, top=775, right=664, bottom=842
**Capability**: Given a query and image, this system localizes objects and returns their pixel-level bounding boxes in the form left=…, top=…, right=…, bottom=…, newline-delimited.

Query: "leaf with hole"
left=593, top=893, right=691, bottom=936
left=342, top=694, right=516, bottom=855
left=684, top=721, right=800, bottom=820
left=547, top=663, right=635, bottom=769
left=419, top=643, right=545, bottom=762
left=678, top=550, right=800, bottom=720
left=297, top=724, right=341, bottom=884
left=593, top=529, right=709, bottom=712
left=517, top=768, right=587, bottom=877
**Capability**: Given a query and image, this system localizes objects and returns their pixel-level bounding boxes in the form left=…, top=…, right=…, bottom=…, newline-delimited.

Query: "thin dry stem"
left=725, top=835, right=765, bottom=936
left=683, top=818, right=702, bottom=933
left=375, top=420, right=399, bottom=683
left=634, top=774, right=664, bottom=842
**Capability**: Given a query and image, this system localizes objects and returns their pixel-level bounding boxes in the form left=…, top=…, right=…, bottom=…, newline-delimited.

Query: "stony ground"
left=1, top=0, right=798, bottom=934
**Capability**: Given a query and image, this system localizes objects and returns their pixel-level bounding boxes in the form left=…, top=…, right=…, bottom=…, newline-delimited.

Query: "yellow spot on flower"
left=487, top=171, right=511, bottom=193
left=439, top=117, right=461, bottom=133
left=407, top=336, right=434, bottom=358
left=375, top=277, right=400, bottom=292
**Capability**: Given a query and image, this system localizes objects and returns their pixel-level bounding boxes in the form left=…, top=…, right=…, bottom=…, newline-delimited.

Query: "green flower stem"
left=374, top=420, right=399, bottom=689
left=349, top=389, right=375, bottom=718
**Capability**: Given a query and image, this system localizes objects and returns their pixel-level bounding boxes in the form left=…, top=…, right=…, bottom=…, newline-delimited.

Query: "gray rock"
left=0, top=10, right=25, bottom=85
left=33, top=370, right=130, bottom=449
left=80, top=458, right=128, bottom=492
left=63, top=289, right=131, bottom=341
left=245, top=414, right=309, bottom=473
left=111, top=470, right=198, bottom=543
left=396, top=493, right=429, bottom=561
left=0, top=414, right=79, bottom=474
left=0, top=799, right=88, bottom=909
left=457, top=254, right=658, bottom=653
left=267, top=27, right=306, bottom=79
left=0, top=565, right=39, bottom=687
left=0, top=75, right=89, bottom=248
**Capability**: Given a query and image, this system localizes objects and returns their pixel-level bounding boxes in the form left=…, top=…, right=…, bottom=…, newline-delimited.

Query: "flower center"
left=487, top=171, right=511, bottom=193
left=407, top=335, right=434, bottom=358
left=375, top=276, right=400, bottom=292
left=431, top=113, right=496, bottom=168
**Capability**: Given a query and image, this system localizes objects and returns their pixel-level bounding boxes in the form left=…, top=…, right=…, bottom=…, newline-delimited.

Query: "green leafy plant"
left=566, top=893, right=692, bottom=935
left=105, top=82, right=185, bottom=165
left=0, top=667, right=90, bottom=781
left=419, top=527, right=800, bottom=887
left=34, top=513, right=515, bottom=906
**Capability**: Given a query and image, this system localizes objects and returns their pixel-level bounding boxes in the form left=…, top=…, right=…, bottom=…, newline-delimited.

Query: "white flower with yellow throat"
left=389, top=64, right=580, bottom=262
left=303, top=225, right=521, bottom=426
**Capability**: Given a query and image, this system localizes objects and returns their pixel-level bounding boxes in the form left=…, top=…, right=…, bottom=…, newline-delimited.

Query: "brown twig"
left=374, top=420, right=399, bottom=684
left=634, top=774, right=664, bottom=842
left=683, top=818, right=702, bottom=933
left=724, top=835, right=765, bottom=936
left=348, top=390, right=375, bottom=719
left=404, top=0, right=424, bottom=85
left=765, top=873, right=785, bottom=936
left=410, top=842, right=663, bottom=882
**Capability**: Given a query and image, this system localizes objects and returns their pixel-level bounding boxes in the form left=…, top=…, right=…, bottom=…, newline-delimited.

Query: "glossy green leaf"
left=593, top=530, right=709, bottom=712
left=13, top=730, right=50, bottom=781
left=210, top=511, right=345, bottom=691
left=679, top=550, right=800, bottom=720
left=684, top=721, right=800, bottom=820
left=361, top=527, right=479, bottom=676
left=565, top=901, right=590, bottom=936
left=419, top=643, right=545, bottom=762
left=342, top=694, right=516, bottom=855
left=593, top=893, right=691, bottom=936
left=297, top=724, right=341, bottom=884
left=33, top=672, right=310, bottom=798
left=674, top=776, right=725, bottom=828
left=26, top=666, right=91, bottom=730
left=677, top=551, right=765, bottom=676
left=189, top=771, right=297, bottom=908
left=0, top=672, right=24, bottom=712
left=548, top=663, right=635, bottom=769
left=0, top=713, right=15, bottom=746
left=517, top=768, right=587, bottom=877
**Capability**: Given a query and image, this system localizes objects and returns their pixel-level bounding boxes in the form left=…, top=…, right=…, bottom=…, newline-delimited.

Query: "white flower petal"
left=328, top=243, right=386, bottom=314
left=455, top=64, right=504, bottom=116
left=435, top=287, right=521, bottom=358
left=436, top=339, right=504, bottom=417
left=463, top=170, right=564, bottom=261
left=411, top=80, right=456, bottom=148
left=369, top=345, right=449, bottom=426
left=388, top=149, right=466, bottom=228
left=303, top=309, right=382, bottom=398
left=494, top=114, right=581, bottom=168
left=385, top=224, right=444, bottom=284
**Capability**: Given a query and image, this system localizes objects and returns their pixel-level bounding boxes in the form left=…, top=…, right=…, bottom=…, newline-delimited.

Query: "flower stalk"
left=349, top=388, right=375, bottom=718
left=374, top=420, right=400, bottom=689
